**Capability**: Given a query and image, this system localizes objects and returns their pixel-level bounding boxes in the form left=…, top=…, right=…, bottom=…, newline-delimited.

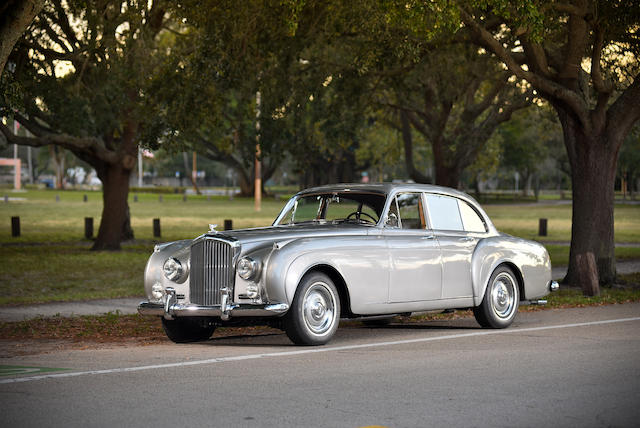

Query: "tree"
left=498, top=106, right=558, bottom=197
left=0, top=0, right=173, bottom=250
left=459, top=0, right=640, bottom=295
left=382, top=45, right=532, bottom=188
left=0, top=0, right=44, bottom=73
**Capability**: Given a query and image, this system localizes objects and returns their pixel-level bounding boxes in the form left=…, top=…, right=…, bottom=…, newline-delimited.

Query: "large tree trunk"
left=92, top=162, right=134, bottom=250
left=559, top=110, right=620, bottom=294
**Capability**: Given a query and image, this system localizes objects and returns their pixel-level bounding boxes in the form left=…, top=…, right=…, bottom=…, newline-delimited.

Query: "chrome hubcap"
left=491, top=273, right=516, bottom=319
left=302, top=282, right=336, bottom=335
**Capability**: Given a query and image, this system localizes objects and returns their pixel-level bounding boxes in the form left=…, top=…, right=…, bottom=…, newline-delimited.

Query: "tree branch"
left=460, top=8, right=592, bottom=131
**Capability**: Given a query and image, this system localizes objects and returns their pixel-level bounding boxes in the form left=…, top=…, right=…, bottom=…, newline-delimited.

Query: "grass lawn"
left=0, top=189, right=639, bottom=305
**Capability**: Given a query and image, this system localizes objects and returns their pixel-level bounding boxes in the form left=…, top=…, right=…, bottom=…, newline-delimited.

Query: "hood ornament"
left=208, top=224, right=218, bottom=234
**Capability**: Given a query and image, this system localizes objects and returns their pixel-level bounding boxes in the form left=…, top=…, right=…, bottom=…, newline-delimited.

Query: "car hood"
left=203, top=223, right=375, bottom=246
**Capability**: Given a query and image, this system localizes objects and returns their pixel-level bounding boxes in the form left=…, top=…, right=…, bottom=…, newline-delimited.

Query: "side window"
left=459, top=200, right=487, bottom=233
left=396, top=193, right=425, bottom=229
left=425, top=194, right=464, bottom=231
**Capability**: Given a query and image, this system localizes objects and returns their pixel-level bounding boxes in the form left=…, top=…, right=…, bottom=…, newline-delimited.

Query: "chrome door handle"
left=422, top=234, right=436, bottom=240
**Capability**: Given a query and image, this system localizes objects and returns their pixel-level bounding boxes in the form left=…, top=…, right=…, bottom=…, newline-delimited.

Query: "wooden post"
left=224, top=219, right=233, bottom=231
left=11, top=216, right=20, bottom=237
left=84, top=217, right=94, bottom=239
left=538, top=218, right=548, bottom=236
left=153, top=218, right=161, bottom=238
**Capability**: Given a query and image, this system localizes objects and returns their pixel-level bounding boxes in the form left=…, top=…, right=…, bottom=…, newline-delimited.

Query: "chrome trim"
left=138, top=301, right=290, bottom=318
left=163, top=287, right=176, bottom=320
left=549, top=280, right=560, bottom=292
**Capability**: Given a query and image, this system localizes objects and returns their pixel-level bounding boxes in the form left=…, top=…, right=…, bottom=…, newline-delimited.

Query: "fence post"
left=85, top=217, right=94, bottom=239
left=153, top=218, right=161, bottom=238
left=11, top=216, right=20, bottom=237
left=83, top=194, right=88, bottom=202
left=224, top=219, right=233, bottom=231
left=538, top=218, right=548, bottom=236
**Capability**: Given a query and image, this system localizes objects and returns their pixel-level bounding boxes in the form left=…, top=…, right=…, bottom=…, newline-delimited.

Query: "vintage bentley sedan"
left=139, top=183, right=558, bottom=345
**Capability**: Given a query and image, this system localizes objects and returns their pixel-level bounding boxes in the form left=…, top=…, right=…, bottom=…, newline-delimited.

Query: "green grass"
left=0, top=189, right=639, bottom=305
left=0, top=242, right=149, bottom=305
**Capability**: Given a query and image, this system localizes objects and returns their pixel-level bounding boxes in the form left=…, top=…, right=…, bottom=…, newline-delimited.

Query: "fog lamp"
left=151, top=283, right=164, bottom=300
left=246, top=284, right=259, bottom=299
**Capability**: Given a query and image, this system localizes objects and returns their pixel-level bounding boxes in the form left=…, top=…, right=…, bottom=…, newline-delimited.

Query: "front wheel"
left=161, top=317, right=216, bottom=343
left=473, top=266, right=519, bottom=329
left=285, top=272, right=340, bottom=346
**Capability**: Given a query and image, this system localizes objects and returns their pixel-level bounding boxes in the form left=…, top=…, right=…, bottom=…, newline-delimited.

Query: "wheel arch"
left=498, top=261, right=525, bottom=301
left=300, top=264, right=353, bottom=318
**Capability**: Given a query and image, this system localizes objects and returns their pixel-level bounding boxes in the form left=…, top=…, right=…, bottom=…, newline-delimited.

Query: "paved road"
left=1, top=303, right=639, bottom=427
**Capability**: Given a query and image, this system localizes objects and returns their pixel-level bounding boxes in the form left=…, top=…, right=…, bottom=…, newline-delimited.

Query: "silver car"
left=139, top=183, right=558, bottom=345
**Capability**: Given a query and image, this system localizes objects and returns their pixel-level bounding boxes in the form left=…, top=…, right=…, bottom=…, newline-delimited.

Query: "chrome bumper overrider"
left=549, top=280, right=560, bottom=292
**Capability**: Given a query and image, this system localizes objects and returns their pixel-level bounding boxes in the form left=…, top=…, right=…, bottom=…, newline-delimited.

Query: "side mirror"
left=385, top=212, right=399, bottom=228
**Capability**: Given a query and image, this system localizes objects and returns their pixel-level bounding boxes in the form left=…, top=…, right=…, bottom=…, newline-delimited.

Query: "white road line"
left=2, top=316, right=639, bottom=385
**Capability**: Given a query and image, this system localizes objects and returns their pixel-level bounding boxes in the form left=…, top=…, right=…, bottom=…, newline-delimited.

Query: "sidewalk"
left=1, top=260, right=639, bottom=323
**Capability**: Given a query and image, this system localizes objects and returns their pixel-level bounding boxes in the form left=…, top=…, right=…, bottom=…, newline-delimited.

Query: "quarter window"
left=459, top=201, right=487, bottom=233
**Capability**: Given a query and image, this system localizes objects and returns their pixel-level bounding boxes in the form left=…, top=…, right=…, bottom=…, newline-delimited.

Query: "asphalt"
left=1, top=260, right=639, bottom=323
left=2, top=304, right=640, bottom=427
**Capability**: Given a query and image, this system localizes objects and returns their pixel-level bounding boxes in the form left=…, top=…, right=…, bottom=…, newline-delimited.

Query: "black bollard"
left=153, top=218, right=161, bottom=238
left=83, top=194, right=88, bottom=202
left=11, top=216, right=20, bottom=237
left=85, top=217, right=94, bottom=239
left=224, top=219, right=233, bottom=231
left=538, top=218, right=548, bottom=236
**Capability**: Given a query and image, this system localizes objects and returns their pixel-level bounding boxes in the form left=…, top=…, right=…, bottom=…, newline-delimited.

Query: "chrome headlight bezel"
left=237, top=257, right=260, bottom=281
left=163, top=257, right=183, bottom=282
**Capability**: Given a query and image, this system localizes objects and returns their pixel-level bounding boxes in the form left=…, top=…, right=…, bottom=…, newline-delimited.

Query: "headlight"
left=163, top=258, right=183, bottom=281
left=151, top=283, right=164, bottom=300
left=237, top=257, right=259, bottom=281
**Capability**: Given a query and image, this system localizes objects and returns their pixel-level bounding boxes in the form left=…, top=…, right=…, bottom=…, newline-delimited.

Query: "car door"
left=425, top=194, right=487, bottom=300
left=384, top=192, right=443, bottom=303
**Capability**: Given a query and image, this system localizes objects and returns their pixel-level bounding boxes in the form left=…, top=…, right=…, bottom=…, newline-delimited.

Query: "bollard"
left=85, top=217, right=94, bottom=239
left=538, top=218, right=548, bottom=236
left=83, top=194, right=88, bottom=202
left=56, top=194, right=60, bottom=202
left=133, top=194, right=138, bottom=202
left=158, top=195, right=163, bottom=203
left=4, top=194, right=8, bottom=203
left=207, top=195, right=211, bottom=201
left=224, top=219, right=233, bottom=231
left=183, top=194, right=187, bottom=202
left=153, top=218, right=161, bottom=238
left=11, top=216, right=20, bottom=237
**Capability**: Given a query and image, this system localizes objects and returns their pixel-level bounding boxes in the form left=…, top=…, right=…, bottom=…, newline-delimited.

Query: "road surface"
left=2, top=303, right=639, bottom=427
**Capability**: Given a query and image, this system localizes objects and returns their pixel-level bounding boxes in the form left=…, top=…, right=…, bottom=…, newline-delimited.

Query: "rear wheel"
left=285, top=272, right=340, bottom=346
left=161, top=317, right=216, bottom=343
left=473, top=266, right=519, bottom=329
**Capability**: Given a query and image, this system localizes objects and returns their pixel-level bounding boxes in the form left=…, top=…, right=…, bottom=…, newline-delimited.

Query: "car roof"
left=295, top=182, right=476, bottom=201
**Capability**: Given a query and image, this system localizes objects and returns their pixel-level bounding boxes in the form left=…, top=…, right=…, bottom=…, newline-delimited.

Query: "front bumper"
left=138, top=301, right=289, bottom=320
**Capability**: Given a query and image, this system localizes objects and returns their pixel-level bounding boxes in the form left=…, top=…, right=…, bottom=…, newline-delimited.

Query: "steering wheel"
left=346, top=211, right=377, bottom=224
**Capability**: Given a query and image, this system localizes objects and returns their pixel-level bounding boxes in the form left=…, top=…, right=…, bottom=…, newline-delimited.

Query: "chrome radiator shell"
left=189, top=237, right=238, bottom=305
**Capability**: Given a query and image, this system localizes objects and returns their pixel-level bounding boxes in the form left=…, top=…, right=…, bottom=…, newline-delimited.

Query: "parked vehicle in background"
left=139, top=183, right=558, bottom=345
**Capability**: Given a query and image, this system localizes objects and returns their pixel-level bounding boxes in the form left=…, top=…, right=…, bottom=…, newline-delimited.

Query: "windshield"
left=275, top=192, right=386, bottom=226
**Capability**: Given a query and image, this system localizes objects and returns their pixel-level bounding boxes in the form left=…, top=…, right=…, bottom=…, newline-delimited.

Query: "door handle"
left=422, top=234, right=436, bottom=240
left=462, top=237, right=475, bottom=242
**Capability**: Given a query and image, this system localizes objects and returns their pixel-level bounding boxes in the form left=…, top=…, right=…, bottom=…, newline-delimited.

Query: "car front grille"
left=190, top=238, right=235, bottom=305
